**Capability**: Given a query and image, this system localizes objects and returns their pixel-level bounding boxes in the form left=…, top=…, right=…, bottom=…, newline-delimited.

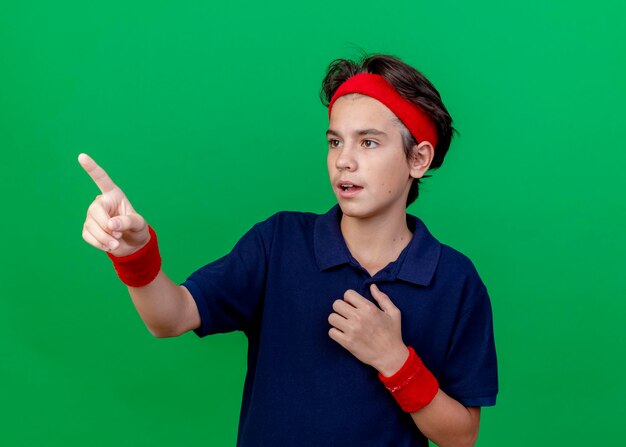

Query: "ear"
left=408, top=141, right=435, bottom=179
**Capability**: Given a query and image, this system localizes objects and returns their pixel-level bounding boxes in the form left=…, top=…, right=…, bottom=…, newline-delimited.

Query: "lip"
left=335, top=180, right=364, bottom=198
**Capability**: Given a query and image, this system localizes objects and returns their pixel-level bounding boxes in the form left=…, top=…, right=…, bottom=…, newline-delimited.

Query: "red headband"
left=327, top=73, right=438, bottom=148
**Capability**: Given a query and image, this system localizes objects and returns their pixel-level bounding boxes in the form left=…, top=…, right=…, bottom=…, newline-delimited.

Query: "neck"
left=340, top=207, right=413, bottom=275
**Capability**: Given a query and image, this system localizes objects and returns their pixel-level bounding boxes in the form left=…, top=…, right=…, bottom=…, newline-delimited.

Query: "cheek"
left=327, top=152, right=337, bottom=175
left=375, top=159, right=411, bottom=192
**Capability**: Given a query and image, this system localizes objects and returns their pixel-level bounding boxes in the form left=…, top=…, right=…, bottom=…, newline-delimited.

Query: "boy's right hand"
left=79, top=153, right=150, bottom=257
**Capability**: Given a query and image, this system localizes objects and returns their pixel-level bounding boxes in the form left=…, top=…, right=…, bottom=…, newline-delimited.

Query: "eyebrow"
left=326, top=128, right=388, bottom=138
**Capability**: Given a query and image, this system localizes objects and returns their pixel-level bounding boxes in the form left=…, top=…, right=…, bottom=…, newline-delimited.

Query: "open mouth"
left=337, top=182, right=363, bottom=194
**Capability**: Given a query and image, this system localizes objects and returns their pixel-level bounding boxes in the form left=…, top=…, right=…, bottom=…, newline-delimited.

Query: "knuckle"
left=99, top=196, right=111, bottom=208
left=88, top=200, right=104, bottom=215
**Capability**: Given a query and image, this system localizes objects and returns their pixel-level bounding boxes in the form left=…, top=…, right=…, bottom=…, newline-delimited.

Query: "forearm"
left=375, top=348, right=480, bottom=447
left=378, top=353, right=480, bottom=446
left=127, top=270, right=199, bottom=338
left=409, top=389, right=480, bottom=447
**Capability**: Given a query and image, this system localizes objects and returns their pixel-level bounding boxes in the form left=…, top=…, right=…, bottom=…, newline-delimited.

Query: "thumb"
left=107, top=213, right=146, bottom=233
left=370, top=284, right=397, bottom=314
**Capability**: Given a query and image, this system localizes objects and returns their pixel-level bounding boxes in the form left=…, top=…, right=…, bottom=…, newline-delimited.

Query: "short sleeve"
left=182, top=220, right=271, bottom=337
left=439, top=274, right=499, bottom=407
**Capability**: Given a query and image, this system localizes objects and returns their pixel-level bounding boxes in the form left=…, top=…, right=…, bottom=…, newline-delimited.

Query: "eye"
left=362, top=139, right=379, bottom=149
left=328, top=139, right=341, bottom=148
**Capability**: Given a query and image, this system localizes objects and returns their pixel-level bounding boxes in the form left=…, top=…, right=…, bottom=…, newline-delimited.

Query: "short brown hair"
left=320, top=54, right=456, bottom=206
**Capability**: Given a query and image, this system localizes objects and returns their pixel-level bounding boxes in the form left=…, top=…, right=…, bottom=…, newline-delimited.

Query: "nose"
left=335, top=146, right=357, bottom=172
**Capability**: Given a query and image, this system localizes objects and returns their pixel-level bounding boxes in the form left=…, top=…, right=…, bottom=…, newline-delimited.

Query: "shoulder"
left=262, top=209, right=320, bottom=224
left=438, top=243, right=483, bottom=281
left=410, top=214, right=483, bottom=283
left=412, top=216, right=490, bottom=304
left=254, top=209, right=320, bottom=233
left=404, top=214, right=486, bottom=291
left=436, top=243, right=491, bottom=313
left=249, top=209, right=321, bottom=246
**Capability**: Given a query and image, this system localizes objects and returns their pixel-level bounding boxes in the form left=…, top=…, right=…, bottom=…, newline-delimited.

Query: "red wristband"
left=378, top=346, right=439, bottom=413
left=106, top=226, right=161, bottom=287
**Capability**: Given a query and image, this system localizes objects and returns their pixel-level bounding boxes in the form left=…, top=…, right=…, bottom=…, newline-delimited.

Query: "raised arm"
left=78, top=153, right=200, bottom=337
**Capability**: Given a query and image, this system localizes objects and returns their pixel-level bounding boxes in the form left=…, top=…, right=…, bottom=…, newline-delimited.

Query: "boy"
left=79, top=54, right=498, bottom=446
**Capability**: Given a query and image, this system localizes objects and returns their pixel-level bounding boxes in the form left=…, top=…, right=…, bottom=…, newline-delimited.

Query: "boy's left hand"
left=328, top=284, right=409, bottom=376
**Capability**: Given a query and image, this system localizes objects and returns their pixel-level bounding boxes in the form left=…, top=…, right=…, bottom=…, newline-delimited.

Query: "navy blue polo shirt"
left=182, top=205, right=498, bottom=447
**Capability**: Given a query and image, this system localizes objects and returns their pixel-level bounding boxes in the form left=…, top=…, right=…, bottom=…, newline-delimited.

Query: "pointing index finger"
left=78, top=153, right=118, bottom=193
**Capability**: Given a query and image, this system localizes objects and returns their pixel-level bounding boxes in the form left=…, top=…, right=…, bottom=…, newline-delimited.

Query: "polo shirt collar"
left=313, top=204, right=441, bottom=286
left=398, top=213, right=442, bottom=286
left=313, top=205, right=352, bottom=270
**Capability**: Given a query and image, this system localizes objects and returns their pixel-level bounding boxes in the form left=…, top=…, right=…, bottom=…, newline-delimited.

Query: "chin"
left=336, top=200, right=377, bottom=220
left=337, top=197, right=405, bottom=221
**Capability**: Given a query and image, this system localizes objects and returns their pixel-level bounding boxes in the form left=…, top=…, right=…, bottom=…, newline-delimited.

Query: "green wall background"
left=1, top=0, right=625, bottom=445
